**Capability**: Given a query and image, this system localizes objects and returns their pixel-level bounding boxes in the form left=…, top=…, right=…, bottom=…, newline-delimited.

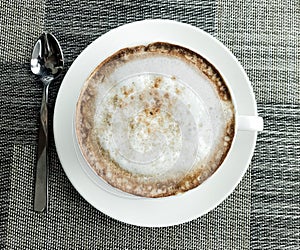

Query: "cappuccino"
left=76, top=42, right=235, bottom=197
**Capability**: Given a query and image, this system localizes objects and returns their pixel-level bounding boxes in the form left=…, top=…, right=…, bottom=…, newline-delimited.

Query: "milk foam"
left=93, top=55, right=231, bottom=179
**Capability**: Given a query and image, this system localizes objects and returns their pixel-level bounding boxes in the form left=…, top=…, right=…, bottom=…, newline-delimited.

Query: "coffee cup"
left=75, top=42, right=263, bottom=198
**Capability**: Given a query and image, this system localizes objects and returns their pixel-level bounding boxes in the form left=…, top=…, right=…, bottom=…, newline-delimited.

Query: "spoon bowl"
left=31, top=33, right=64, bottom=82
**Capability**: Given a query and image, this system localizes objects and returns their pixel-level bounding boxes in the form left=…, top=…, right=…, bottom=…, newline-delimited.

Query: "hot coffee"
left=75, top=42, right=235, bottom=197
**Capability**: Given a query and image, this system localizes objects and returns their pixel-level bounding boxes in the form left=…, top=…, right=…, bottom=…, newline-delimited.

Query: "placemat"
left=0, top=0, right=299, bottom=249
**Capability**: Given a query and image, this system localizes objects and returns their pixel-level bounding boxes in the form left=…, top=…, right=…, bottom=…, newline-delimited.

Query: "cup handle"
left=237, top=115, right=263, bottom=131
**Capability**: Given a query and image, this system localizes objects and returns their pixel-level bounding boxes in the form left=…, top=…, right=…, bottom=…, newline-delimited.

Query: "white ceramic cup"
left=73, top=49, right=263, bottom=200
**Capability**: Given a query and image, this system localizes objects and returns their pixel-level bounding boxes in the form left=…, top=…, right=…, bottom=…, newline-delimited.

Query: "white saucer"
left=53, top=19, right=258, bottom=227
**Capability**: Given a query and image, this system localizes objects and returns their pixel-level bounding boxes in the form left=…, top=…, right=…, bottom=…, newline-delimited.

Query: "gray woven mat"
left=0, top=0, right=299, bottom=249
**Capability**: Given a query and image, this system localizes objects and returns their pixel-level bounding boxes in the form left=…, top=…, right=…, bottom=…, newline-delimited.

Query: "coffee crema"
left=75, top=42, right=235, bottom=197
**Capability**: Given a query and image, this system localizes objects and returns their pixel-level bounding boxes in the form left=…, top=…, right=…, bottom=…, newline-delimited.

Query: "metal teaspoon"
left=31, top=32, right=64, bottom=212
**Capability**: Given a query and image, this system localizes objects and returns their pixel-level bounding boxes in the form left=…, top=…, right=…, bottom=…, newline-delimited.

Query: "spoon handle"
left=34, top=84, right=49, bottom=212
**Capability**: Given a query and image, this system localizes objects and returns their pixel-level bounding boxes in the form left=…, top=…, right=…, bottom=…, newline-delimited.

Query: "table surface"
left=0, top=0, right=299, bottom=249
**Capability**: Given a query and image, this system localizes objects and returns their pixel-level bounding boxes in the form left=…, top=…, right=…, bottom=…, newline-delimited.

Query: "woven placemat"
left=0, top=0, right=299, bottom=249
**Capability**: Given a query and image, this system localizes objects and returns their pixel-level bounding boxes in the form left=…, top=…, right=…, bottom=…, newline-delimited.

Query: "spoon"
left=31, top=32, right=64, bottom=212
